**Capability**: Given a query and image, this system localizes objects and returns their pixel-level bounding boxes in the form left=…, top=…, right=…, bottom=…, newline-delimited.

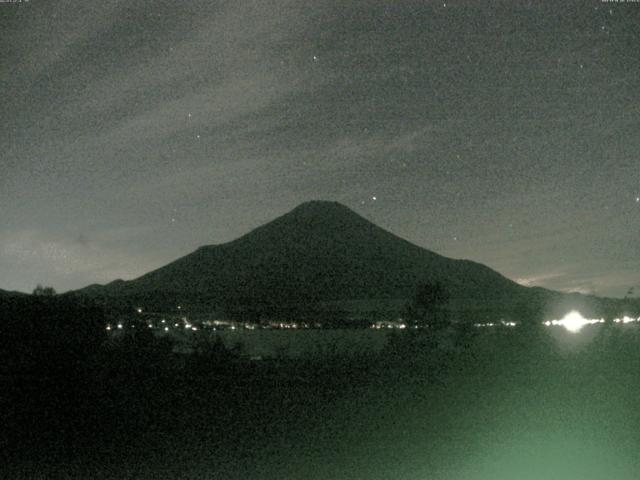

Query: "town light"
left=548, top=311, right=603, bottom=333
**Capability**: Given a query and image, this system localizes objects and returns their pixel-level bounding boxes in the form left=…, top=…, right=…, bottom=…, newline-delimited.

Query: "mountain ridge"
left=71, top=201, right=627, bottom=321
left=0, top=289, right=28, bottom=298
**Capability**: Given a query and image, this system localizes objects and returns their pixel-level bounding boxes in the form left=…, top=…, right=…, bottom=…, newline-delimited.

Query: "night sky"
left=1, top=0, right=639, bottom=297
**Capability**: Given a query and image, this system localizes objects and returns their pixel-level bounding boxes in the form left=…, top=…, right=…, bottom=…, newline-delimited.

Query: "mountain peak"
left=272, top=200, right=373, bottom=232
left=290, top=200, right=355, bottom=216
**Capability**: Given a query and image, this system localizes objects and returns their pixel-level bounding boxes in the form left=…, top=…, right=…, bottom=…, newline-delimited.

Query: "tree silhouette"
left=623, top=286, right=640, bottom=316
left=33, top=284, right=57, bottom=296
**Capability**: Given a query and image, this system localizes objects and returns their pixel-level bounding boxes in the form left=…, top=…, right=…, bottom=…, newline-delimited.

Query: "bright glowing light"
left=164, top=326, right=169, bottom=332
left=136, top=307, right=143, bottom=313
left=106, top=325, right=112, bottom=331
left=550, top=311, right=601, bottom=333
left=611, top=316, right=640, bottom=324
left=561, top=312, right=588, bottom=333
left=117, top=323, right=123, bottom=329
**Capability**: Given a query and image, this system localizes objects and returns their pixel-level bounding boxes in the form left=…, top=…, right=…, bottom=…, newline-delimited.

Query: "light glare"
left=549, top=311, right=601, bottom=333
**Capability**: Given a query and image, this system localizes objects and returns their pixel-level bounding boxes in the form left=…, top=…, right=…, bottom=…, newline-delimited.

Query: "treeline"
left=0, top=294, right=106, bottom=376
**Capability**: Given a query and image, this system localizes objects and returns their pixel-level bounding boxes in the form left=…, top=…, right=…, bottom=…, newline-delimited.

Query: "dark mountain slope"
left=73, top=201, right=623, bottom=320
left=0, top=289, right=28, bottom=299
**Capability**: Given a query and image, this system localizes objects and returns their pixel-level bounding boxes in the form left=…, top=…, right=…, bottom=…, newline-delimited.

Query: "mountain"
left=73, top=201, right=628, bottom=322
left=0, top=289, right=28, bottom=299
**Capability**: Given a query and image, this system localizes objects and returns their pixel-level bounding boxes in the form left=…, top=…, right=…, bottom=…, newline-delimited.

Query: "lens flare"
left=549, top=311, right=602, bottom=333
left=560, top=311, right=589, bottom=333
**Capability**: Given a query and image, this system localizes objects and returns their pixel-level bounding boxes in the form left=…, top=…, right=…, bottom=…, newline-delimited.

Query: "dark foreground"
left=3, top=323, right=640, bottom=480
